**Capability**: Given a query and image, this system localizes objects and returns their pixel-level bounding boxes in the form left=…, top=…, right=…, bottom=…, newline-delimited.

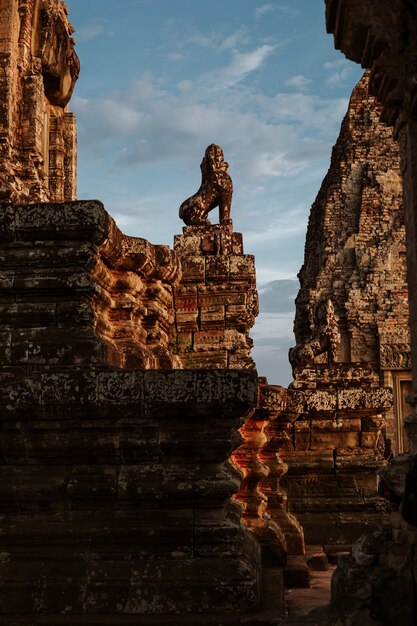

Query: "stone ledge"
left=0, top=367, right=257, bottom=419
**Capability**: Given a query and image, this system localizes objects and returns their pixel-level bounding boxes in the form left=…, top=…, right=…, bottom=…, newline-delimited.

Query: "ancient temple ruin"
left=323, top=1, right=417, bottom=624
left=283, top=72, right=408, bottom=546
left=0, top=0, right=78, bottom=203
left=1, top=0, right=417, bottom=624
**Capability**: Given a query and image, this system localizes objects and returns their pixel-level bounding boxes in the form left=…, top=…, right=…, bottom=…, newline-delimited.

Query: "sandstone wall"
left=285, top=73, right=408, bottom=545
left=293, top=73, right=408, bottom=385
left=0, top=197, right=273, bottom=622
left=325, top=0, right=417, bottom=455
left=0, top=0, right=79, bottom=203
left=325, top=3, right=417, bottom=623
left=0, top=200, right=182, bottom=369
left=173, top=222, right=258, bottom=370
left=0, top=366, right=263, bottom=623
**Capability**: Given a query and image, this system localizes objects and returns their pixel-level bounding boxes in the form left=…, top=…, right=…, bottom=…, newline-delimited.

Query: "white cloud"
left=177, top=79, right=193, bottom=91
left=187, top=32, right=215, bottom=48
left=220, top=28, right=248, bottom=51
left=264, top=92, right=349, bottom=129
left=73, top=96, right=145, bottom=139
left=276, top=5, right=301, bottom=18
left=251, top=151, right=307, bottom=177
left=284, top=74, right=312, bottom=91
left=255, top=4, right=274, bottom=19
left=324, top=59, right=355, bottom=87
left=245, top=215, right=307, bottom=246
left=74, top=70, right=348, bottom=182
left=209, top=45, right=276, bottom=88
left=255, top=4, right=299, bottom=20
left=75, top=18, right=111, bottom=41
left=186, top=27, right=249, bottom=52
left=167, top=51, right=184, bottom=61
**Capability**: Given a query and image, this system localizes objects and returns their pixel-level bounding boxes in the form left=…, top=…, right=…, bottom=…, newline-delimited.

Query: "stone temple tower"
left=282, top=72, right=409, bottom=545
left=0, top=0, right=79, bottom=203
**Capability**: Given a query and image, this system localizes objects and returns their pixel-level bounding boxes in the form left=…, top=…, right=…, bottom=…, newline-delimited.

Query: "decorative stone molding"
left=0, top=0, right=79, bottom=202
left=232, top=379, right=290, bottom=567
left=0, top=200, right=182, bottom=369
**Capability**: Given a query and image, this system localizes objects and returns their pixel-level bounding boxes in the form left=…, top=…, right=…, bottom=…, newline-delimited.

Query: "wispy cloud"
left=251, top=151, right=307, bottom=178
left=258, top=279, right=299, bottom=314
left=284, top=74, right=312, bottom=91
left=212, top=44, right=276, bottom=87
left=73, top=68, right=348, bottom=180
left=276, top=4, right=301, bottom=18
left=75, top=18, right=112, bottom=41
left=255, top=4, right=300, bottom=20
left=262, top=92, right=349, bottom=128
left=255, top=4, right=275, bottom=19
left=324, top=59, right=355, bottom=87
left=185, top=27, right=249, bottom=51
left=167, top=51, right=184, bottom=61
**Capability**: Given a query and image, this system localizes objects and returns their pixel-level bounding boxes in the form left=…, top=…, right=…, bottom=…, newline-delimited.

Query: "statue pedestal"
left=173, top=223, right=258, bottom=370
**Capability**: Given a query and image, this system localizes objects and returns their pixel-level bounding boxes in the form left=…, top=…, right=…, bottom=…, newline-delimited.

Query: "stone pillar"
left=232, top=379, right=288, bottom=567
left=258, top=383, right=305, bottom=558
left=173, top=221, right=258, bottom=369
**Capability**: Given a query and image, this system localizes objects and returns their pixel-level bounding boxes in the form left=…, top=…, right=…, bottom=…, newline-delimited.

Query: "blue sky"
left=65, top=0, right=363, bottom=385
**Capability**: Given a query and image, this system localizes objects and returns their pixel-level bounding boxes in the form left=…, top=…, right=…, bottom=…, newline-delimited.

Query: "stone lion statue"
left=179, top=144, right=233, bottom=226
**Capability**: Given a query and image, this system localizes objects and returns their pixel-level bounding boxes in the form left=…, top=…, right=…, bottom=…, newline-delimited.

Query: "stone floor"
left=282, top=566, right=335, bottom=625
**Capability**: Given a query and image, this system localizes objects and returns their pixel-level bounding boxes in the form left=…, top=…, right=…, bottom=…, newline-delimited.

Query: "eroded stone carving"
left=0, top=0, right=79, bottom=203
left=179, top=144, right=233, bottom=226
left=289, top=298, right=341, bottom=368
left=38, top=0, right=80, bottom=107
left=284, top=74, right=404, bottom=547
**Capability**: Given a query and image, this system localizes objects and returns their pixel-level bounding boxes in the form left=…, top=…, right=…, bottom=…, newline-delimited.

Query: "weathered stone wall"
left=325, top=0, right=417, bottom=456
left=0, top=0, right=79, bottom=203
left=285, top=73, right=407, bottom=546
left=173, top=222, right=258, bottom=370
left=0, top=197, right=284, bottom=622
left=0, top=366, right=263, bottom=623
left=0, top=190, right=288, bottom=622
left=325, top=2, right=417, bottom=624
left=0, top=200, right=182, bottom=369
left=293, top=72, right=408, bottom=392
left=283, top=365, right=392, bottom=545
